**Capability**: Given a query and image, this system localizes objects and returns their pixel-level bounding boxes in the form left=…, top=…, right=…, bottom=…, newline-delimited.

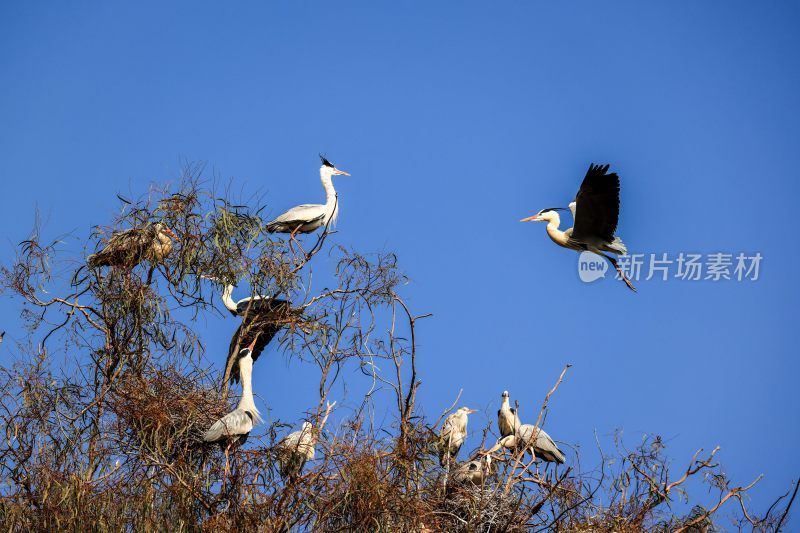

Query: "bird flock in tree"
left=84, top=155, right=632, bottom=481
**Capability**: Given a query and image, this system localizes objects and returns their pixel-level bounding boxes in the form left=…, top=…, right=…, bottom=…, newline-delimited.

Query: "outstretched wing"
left=226, top=298, right=291, bottom=383
left=571, top=164, right=621, bottom=244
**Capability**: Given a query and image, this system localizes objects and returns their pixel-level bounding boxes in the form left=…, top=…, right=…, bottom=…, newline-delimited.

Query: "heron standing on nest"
left=438, top=407, right=477, bottom=467
left=88, top=221, right=177, bottom=284
left=203, top=337, right=261, bottom=475
left=498, top=390, right=521, bottom=438
left=277, top=421, right=316, bottom=480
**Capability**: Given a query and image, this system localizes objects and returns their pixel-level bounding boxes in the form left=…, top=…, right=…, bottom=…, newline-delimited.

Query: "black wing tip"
left=584, top=163, right=620, bottom=188
left=588, top=163, right=612, bottom=174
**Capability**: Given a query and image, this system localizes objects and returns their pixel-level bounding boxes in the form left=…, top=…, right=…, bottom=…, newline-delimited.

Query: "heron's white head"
left=501, top=391, right=509, bottom=399
left=320, top=154, right=350, bottom=177
left=153, top=222, right=177, bottom=239
left=520, top=208, right=565, bottom=223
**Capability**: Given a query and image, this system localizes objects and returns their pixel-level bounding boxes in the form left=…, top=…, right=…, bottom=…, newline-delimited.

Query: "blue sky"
left=2, top=1, right=799, bottom=522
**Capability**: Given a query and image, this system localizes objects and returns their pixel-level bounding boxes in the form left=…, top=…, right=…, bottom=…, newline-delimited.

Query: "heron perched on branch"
left=520, top=163, right=636, bottom=291
left=266, top=155, right=350, bottom=237
left=218, top=283, right=291, bottom=386
left=277, top=402, right=335, bottom=481
left=438, top=407, right=477, bottom=467
left=203, top=338, right=261, bottom=472
left=277, top=422, right=316, bottom=480
left=498, top=391, right=521, bottom=438
left=487, top=423, right=565, bottom=464
left=88, top=222, right=176, bottom=271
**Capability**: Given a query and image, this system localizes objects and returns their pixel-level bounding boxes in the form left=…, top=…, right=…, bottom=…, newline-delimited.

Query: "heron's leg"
left=287, top=226, right=309, bottom=261
left=145, top=264, right=155, bottom=286
left=223, top=445, right=231, bottom=483
left=599, top=253, right=637, bottom=292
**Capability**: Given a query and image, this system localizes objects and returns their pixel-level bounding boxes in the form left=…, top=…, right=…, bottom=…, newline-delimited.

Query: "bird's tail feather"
left=553, top=447, right=566, bottom=464
left=608, top=236, right=627, bottom=255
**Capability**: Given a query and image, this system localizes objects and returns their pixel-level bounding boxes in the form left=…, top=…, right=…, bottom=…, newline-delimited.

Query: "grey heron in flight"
left=438, top=407, right=477, bottom=467
left=266, top=155, right=350, bottom=237
left=498, top=391, right=521, bottom=438
left=277, top=421, right=316, bottom=480
left=487, top=423, right=565, bottom=464
left=203, top=338, right=261, bottom=472
left=218, top=283, right=291, bottom=385
left=520, top=163, right=636, bottom=291
left=88, top=222, right=177, bottom=283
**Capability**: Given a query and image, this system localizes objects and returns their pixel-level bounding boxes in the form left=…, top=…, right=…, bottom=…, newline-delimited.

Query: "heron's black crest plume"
left=540, top=207, right=567, bottom=214
left=319, top=154, right=334, bottom=168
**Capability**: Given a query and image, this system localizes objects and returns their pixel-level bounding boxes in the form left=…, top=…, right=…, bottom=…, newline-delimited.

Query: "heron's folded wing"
left=535, top=428, right=566, bottom=462
left=203, top=408, right=253, bottom=442
left=571, top=163, right=621, bottom=243
left=280, top=430, right=300, bottom=446
left=268, top=204, right=326, bottom=226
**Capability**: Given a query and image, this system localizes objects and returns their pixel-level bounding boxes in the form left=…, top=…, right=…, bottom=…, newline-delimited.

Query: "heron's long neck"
left=545, top=214, right=570, bottom=247
left=221, top=284, right=237, bottom=313
left=238, top=362, right=261, bottom=422
left=459, top=413, right=469, bottom=432
left=321, top=172, right=337, bottom=206
left=320, top=171, right=339, bottom=225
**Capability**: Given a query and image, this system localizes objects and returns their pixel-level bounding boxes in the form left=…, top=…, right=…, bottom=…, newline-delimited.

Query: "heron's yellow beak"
left=334, top=169, right=351, bottom=176
left=519, top=215, right=539, bottom=222
left=247, top=337, right=258, bottom=351
left=467, top=409, right=477, bottom=413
